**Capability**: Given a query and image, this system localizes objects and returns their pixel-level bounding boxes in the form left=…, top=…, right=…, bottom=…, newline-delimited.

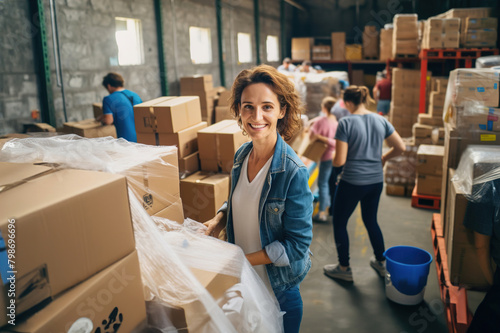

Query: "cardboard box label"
left=481, top=134, right=497, bottom=141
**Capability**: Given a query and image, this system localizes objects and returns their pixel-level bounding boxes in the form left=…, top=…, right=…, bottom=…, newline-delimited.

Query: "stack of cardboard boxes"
left=180, top=120, right=249, bottom=223
left=312, top=45, right=332, bottom=60
left=181, top=75, right=216, bottom=125
left=422, top=18, right=460, bottom=49
left=214, top=90, right=233, bottom=123
left=134, top=96, right=207, bottom=176
left=331, top=32, right=346, bottom=61
left=436, top=7, right=493, bottom=47
left=392, top=14, right=419, bottom=57
left=412, top=77, right=447, bottom=145
left=439, top=68, right=500, bottom=289
left=384, top=140, right=418, bottom=196
left=416, top=144, right=444, bottom=197
left=390, top=68, right=421, bottom=137
left=379, top=28, right=393, bottom=61
left=0, top=162, right=146, bottom=331
left=362, top=25, right=379, bottom=59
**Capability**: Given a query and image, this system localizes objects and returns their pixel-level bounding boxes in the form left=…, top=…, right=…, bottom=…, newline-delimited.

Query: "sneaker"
left=323, top=264, right=353, bottom=282
left=370, top=256, right=386, bottom=277
left=313, top=212, right=328, bottom=222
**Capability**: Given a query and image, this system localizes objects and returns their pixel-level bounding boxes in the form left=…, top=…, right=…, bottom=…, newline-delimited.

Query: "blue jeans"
left=332, top=180, right=385, bottom=267
left=275, top=286, right=303, bottom=333
left=377, top=99, right=390, bottom=114
left=317, top=160, right=333, bottom=212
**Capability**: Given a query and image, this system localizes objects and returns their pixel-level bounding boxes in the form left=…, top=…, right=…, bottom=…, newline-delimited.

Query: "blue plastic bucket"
left=384, top=246, right=433, bottom=296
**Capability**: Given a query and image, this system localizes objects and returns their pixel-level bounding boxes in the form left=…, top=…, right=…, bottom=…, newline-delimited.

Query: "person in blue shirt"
left=98, top=72, right=142, bottom=142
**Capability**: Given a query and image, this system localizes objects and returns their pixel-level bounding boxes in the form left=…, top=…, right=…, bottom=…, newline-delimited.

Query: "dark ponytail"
left=344, top=85, right=375, bottom=106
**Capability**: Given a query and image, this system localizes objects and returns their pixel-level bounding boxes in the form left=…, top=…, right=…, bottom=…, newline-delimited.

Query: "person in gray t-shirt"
left=323, top=86, right=405, bottom=282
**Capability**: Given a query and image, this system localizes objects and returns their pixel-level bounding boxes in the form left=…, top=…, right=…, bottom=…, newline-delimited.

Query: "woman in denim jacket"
left=204, top=65, right=313, bottom=333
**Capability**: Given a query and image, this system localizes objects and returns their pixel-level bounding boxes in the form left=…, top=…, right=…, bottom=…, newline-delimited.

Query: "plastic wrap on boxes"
left=452, top=145, right=500, bottom=209
left=443, top=69, right=500, bottom=132
left=384, top=141, right=418, bottom=186
left=293, top=72, right=347, bottom=118
left=0, top=136, right=283, bottom=333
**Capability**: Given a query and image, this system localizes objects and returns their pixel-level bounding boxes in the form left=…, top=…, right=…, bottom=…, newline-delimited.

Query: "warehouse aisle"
left=300, top=188, right=448, bottom=333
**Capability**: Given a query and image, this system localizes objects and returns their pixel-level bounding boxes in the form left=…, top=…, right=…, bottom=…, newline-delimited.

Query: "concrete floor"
left=300, top=187, right=485, bottom=333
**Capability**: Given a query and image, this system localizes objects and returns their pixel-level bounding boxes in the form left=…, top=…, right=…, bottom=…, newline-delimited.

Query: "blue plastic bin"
left=384, top=246, right=433, bottom=296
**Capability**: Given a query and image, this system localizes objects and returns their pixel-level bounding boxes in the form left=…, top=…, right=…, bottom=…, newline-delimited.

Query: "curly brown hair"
left=229, top=65, right=303, bottom=141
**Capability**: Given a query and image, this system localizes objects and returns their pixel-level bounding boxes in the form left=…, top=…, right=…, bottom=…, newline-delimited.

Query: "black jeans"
left=328, top=166, right=343, bottom=215
left=468, top=267, right=500, bottom=333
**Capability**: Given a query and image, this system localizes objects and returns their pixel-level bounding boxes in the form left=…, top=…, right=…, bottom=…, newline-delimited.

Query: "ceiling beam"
left=284, top=0, right=306, bottom=11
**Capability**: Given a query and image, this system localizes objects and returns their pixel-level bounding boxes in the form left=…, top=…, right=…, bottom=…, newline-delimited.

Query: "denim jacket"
left=220, top=134, right=313, bottom=293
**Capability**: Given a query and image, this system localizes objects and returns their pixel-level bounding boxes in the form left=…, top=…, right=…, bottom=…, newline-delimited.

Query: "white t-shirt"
left=232, top=152, right=274, bottom=294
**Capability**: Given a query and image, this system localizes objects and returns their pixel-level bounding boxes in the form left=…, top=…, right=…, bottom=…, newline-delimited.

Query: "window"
left=189, top=27, right=212, bottom=64
left=237, top=33, right=252, bottom=63
left=266, top=35, right=279, bottom=62
left=114, top=17, right=144, bottom=66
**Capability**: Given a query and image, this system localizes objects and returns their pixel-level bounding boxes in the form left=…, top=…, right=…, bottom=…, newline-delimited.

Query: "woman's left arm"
left=264, top=167, right=313, bottom=266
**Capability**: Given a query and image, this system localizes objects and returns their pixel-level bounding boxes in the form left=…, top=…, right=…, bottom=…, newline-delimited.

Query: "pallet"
left=431, top=214, right=473, bottom=333
left=394, top=53, right=418, bottom=59
left=421, top=48, right=498, bottom=59
left=411, top=186, right=440, bottom=210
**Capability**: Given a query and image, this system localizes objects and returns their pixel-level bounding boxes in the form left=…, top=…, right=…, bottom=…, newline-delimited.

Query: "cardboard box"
left=429, top=105, right=444, bottom=118
left=217, top=91, right=232, bottom=107
left=428, top=18, right=443, bottom=31
left=392, top=39, right=419, bottom=56
left=215, top=106, right=233, bottom=123
left=413, top=124, right=434, bottom=138
left=92, top=102, right=103, bottom=118
left=394, top=23, right=419, bottom=40
left=136, top=132, right=157, bottom=146
left=331, top=32, right=346, bottom=61
left=0, top=163, right=135, bottom=325
left=134, top=96, right=202, bottom=134
left=180, top=75, right=214, bottom=95
left=116, top=147, right=180, bottom=216
left=416, top=174, right=442, bottom=196
left=423, top=32, right=443, bottom=49
left=445, top=172, right=491, bottom=289
left=63, top=119, right=117, bottom=138
left=24, top=123, right=56, bottom=133
left=153, top=198, right=185, bottom=224
left=448, top=106, right=500, bottom=132
left=180, top=172, right=230, bottom=223
left=362, top=26, right=379, bottom=58
left=351, top=69, right=364, bottom=86
left=430, top=92, right=446, bottom=107
left=292, top=38, right=313, bottom=60
left=463, top=29, right=498, bottom=48
left=443, top=18, right=460, bottom=31
left=417, top=144, right=444, bottom=175
left=418, top=114, right=444, bottom=127
left=158, top=122, right=207, bottom=158
left=312, top=45, right=332, bottom=60
left=379, top=28, right=393, bottom=61
left=9, top=251, right=146, bottom=333
left=466, top=17, right=498, bottom=30
left=301, top=140, right=328, bottom=162
left=179, top=151, right=200, bottom=176
left=197, top=120, right=249, bottom=173
left=443, top=30, right=460, bottom=48
left=345, top=44, right=362, bottom=60
left=385, top=184, right=412, bottom=197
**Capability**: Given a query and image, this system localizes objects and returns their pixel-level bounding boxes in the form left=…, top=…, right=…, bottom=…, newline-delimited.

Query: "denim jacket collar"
left=234, top=132, right=286, bottom=174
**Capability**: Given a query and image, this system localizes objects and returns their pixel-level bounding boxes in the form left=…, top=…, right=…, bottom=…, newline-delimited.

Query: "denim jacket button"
left=274, top=208, right=278, bottom=212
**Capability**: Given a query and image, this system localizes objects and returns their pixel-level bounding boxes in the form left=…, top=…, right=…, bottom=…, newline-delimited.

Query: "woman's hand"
left=203, top=211, right=225, bottom=238
left=309, top=131, right=318, bottom=141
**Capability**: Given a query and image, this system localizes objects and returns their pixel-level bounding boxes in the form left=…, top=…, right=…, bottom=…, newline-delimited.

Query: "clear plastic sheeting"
left=0, top=135, right=283, bottom=333
left=452, top=145, right=500, bottom=207
left=291, top=72, right=348, bottom=118
left=443, top=68, right=500, bottom=132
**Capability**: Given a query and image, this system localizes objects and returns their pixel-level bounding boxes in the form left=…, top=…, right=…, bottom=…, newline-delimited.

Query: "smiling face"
left=239, top=83, right=285, bottom=145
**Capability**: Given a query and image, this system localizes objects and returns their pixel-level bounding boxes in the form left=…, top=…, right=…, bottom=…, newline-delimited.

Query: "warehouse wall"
left=42, top=0, right=161, bottom=126
left=0, top=0, right=40, bottom=134
left=0, top=0, right=285, bottom=135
